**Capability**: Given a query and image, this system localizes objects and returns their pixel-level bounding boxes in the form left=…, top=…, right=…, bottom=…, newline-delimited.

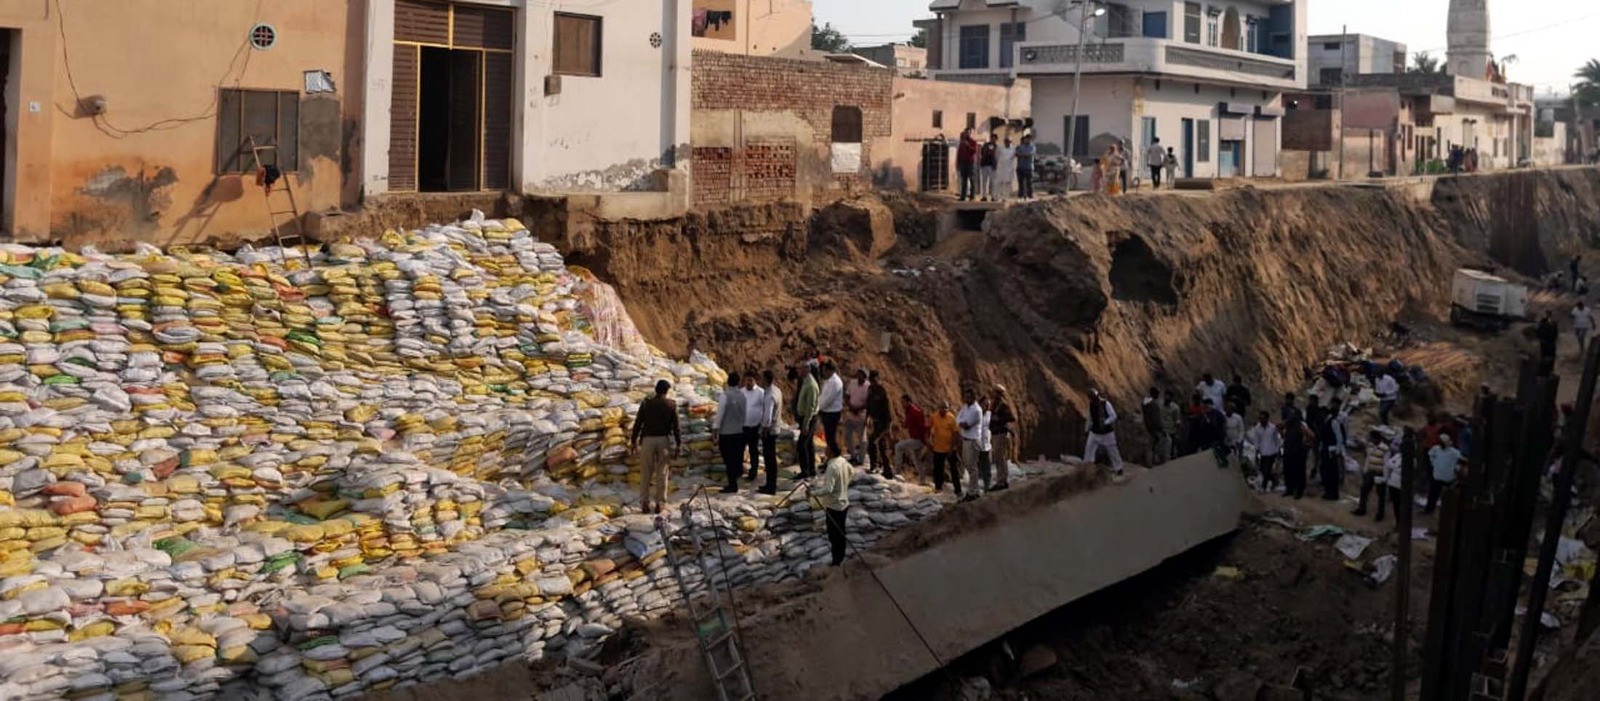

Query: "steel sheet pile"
left=0, top=217, right=966, bottom=700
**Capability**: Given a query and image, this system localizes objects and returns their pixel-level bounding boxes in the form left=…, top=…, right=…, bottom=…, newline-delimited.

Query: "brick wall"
left=691, top=50, right=893, bottom=205
left=1283, top=108, right=1336, bottom=151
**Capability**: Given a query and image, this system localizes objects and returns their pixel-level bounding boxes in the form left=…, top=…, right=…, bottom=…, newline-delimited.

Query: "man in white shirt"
left=758, top=369, right=785, bottom=495
left=817, top=362, right=845, bottom=456
left=1084, top=388, right=1126, bottom=476
left=1222, top=403, right=1246, bottom=470
left=1425, top=434, right=1463, bottom=514
left=713, top=372, right=749, bottom=494
left=1573, top=301, right=1595, bottom=352
left=739, top=373, right=765, bottom=482
left=967, top=396, right=994, bottom=498
left=1145, top=137, right=1167, bottom=190
left=956, top=387, right=984, bottom=501
left=1245, top=411, right=1282, bottom=493
left=1375, top=371, right=1400, bottom=425
left=1197, top=373, right=1227, bottom=412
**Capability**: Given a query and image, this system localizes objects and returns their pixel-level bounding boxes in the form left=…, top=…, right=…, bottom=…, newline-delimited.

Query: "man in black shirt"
left=866, top=371, right=895, bottom=477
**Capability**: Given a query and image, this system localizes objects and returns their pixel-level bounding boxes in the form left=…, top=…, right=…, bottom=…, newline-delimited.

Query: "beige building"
left=853, top=43, right=930, bottom=77
left=0, top=0, right=692, bottom=247
left=691, top=0, right=814, bottom=58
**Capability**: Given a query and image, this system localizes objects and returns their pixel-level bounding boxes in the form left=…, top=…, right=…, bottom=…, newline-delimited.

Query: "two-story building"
left=925, top=0, right=1307, bottom=181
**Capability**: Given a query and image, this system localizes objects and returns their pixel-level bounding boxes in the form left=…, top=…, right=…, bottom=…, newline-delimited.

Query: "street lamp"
left=1064, top=0, right=1105, bottom=189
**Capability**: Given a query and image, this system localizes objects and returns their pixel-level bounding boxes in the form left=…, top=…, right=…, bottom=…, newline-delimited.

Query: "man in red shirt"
left=956, top=129, right=979, bottom=201
left=893, top=394, right=930, bottom=480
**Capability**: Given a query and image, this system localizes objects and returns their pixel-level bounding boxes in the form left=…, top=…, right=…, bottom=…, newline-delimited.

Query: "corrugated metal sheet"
left=483, top=52, right=514, bottom=190
left=389, top=45, right=420, bottom=192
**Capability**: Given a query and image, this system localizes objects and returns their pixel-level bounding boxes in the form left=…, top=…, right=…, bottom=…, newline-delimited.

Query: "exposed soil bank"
left=566, top=169, right=1600, bottom=461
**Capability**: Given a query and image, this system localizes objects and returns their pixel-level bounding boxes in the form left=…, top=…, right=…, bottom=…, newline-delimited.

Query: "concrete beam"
left=715, top=455, right=1249, bottom=701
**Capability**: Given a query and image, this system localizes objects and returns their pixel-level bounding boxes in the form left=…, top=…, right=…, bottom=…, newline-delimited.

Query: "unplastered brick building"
left=690, top=50, right=894, bottom=207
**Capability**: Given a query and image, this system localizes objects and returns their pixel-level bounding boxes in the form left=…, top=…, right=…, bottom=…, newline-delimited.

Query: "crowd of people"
left=629, top=354, right=1023, bottom=566
left=1110, top=367, right=1471, bottom=523
left=952, top=128, right=1178, bottom=202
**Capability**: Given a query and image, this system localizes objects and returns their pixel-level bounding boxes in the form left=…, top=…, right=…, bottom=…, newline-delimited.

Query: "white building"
left=1306, top=33, right=1407, bottom=87
left=361, top=0, right=692, bottom=216
left=926, top=0, right=1307, bottom=180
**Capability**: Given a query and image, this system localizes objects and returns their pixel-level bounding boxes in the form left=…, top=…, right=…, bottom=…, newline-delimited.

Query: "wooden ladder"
left=246, top=138, right=307, bottom=266
left=657, top=497, right=757, bottom=701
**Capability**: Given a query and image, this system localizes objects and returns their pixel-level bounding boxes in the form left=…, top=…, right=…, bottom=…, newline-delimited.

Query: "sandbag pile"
left=0, top=216, right=1019, bottom=700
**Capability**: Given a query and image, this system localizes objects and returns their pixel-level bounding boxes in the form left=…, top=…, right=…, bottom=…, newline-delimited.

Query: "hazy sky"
left=811, top=0, right=1597, bottom=95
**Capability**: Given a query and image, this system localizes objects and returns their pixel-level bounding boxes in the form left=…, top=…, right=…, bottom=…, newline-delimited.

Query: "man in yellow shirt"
left=814, top=444, right=854, bottom=567
left=927, top=400, right=962, bottom=496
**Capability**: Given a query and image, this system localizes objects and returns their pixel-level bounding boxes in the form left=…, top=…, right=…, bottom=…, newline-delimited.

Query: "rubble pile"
left=0, top=218, right=968, bottom=700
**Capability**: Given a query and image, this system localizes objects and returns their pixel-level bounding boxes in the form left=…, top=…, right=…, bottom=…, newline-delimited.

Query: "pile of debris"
left=0, top=217, right=1042, bottom=700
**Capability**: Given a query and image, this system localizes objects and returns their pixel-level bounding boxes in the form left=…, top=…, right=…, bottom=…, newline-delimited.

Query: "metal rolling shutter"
left=395, top=0, right=449, bottom=44
left=389, top=45, right=420, bottom=192
left=482, top=53, right=514, bottom=190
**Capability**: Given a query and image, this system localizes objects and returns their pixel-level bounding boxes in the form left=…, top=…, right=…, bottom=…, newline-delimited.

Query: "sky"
left=810, top=0, right=1597, bottom=96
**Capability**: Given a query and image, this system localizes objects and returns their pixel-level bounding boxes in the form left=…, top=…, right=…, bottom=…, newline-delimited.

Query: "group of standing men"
left=956, top=129, right=1038, bottom=201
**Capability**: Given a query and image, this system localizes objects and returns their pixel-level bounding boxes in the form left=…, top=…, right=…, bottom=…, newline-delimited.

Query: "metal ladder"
left=656, top=494, right=756, bottom=701
left=245, top=138, right=307, bottom=266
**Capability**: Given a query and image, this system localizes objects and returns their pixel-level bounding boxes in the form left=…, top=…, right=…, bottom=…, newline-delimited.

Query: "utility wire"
left=54, top=0, right=264, bottom=139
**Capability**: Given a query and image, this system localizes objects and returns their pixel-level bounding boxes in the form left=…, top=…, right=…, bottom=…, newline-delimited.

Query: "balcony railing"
left=1165, top=45, right=1294, bottom=79
left=1019, top=42, right=1126, bottom=66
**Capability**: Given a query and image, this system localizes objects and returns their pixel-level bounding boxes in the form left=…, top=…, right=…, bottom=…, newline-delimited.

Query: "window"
left=933, top=110, right=944, bottom=129
left=1319, top=67, right=1342, bottom=85
left=1143, top=11, right=1168, bottom=39
left=1104, top=3, right=1136, bottom=38
left=1066, top=115, right=1090, bottom=159
left=831, top=106, right=863, bottom=143
left=966, top=112, right=977, bottom=130
left=554, top=13, right=602, bottom=76
left=1245, top=19, right=1259, bottom=53
left=1206, top=15, right=1219, bottom=47
left=215, top=89, right=299, bottom=174
left=959, top=24, right=990, bottom=69
left=1322, top=41, right=1343, bottom=51
left=999, top=22, right=1025, bottom=68
left=1197, top=119, right=1211, bottom=162
left=1184, top=3, right=1201, bottom=44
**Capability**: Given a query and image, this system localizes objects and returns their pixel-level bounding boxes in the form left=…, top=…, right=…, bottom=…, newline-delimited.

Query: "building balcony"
left=990, top=37, right=1302, bottom=91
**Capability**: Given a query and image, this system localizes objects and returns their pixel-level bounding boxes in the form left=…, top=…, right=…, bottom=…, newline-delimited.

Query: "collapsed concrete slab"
left=646, top=454, right=1250, bottom=701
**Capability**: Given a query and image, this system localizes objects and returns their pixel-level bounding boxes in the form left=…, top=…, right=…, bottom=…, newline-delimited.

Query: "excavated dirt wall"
left=565, top=168, right=1600, bottom=461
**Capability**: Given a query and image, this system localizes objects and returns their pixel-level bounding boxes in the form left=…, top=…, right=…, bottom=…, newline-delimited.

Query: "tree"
left=1410, top=51, right=1441, bottom=75
left=812, top=22, right=850, bottom=52
left=1575, top=59, right=1600, bottom=107
left=909, top=29, right=927, bottom=49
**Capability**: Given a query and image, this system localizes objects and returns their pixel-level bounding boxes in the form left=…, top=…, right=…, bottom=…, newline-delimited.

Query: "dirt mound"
left=568, top=171, right=1600, bottom=462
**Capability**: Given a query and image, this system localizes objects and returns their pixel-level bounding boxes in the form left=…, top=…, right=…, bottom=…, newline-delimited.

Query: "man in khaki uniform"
left=630, top=380, right=681, bottom=514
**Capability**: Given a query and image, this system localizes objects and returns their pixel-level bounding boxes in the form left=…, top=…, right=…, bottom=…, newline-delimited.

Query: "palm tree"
left=1575, top=59, right=1600, bottom=107
left=1410, top=52, right=1442, bottom=75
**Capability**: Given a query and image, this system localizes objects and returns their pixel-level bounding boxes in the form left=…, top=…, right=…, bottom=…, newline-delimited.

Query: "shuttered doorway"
left=390, top=0, right=514, bottom=193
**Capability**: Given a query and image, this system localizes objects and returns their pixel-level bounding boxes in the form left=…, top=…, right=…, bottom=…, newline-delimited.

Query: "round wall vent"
left=250, top=23, right=278, bottom=50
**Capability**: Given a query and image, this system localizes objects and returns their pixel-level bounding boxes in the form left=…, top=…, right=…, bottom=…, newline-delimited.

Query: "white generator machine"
left=1449, top=268, right=1528, bottom=331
